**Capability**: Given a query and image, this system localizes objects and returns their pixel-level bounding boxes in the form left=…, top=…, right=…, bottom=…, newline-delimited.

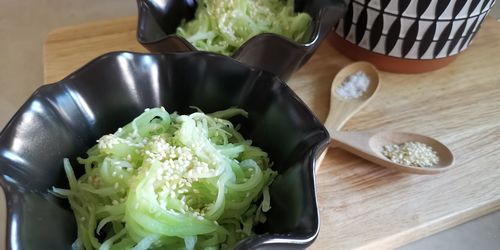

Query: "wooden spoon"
left=319, top=62, right=455, bottom=174
left=324, top=61, right=380, bottom=131
left=316, top=62, right=380, bottom=172
left=331, top=131, right=455, bottom=174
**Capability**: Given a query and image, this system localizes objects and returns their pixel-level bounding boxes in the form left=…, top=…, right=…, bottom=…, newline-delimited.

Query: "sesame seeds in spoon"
left=330, top=131, right=455, bottom=175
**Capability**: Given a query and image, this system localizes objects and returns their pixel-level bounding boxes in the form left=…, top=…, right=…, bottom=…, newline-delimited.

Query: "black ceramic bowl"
left=136, top=0, right=347, bottom=80
left=0, top=52, right=330, bottom=250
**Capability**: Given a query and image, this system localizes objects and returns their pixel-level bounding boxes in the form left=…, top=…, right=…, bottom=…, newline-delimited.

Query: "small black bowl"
left=136, top=0, right=347, bottom=80
left=0, top=52, right=330, bottom=249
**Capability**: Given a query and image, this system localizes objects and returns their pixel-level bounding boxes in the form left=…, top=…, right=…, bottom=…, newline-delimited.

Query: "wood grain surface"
left=43, top=16, right=500, bottom=249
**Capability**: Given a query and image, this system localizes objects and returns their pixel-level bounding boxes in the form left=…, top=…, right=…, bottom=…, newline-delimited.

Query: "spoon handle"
left=330, top=131, right=390, bottom=168
left=324, top=96, right=378, bottom=133
left=324, top=99, right=353, bottom=133
left=330, top=131, right=374, bottom=152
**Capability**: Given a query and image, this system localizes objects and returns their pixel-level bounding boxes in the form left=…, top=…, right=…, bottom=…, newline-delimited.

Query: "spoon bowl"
left=332, top=131, right=454, bottom=174
left=324, top=61, right=380, bottom=131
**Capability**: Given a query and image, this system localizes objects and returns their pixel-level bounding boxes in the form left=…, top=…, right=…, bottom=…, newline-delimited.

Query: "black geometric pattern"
left=399, top=1, right=412, bottom=13
left=452, top=0, right=468, bottom=17
left=386, top=17, right=401, bottom=54
left=445, top=20, right=466, bottom=56
left=468, top=0, right=482, bottom=15
left=343, top=2, right=353, bottom=38
left=436, top=0, right=453, bottom=17
left=419, top=22, right=436, bottom=58
left=335, top=0, right=497, bottom=59
left=370, top=13, right=384, bottom=50
left=417, top=0, right=432, bottom=16
left=458, top=16, right=479, bottom=53
left=356, top=2, right=368, bottom=45
left=402, top=20, right=419, bottom=57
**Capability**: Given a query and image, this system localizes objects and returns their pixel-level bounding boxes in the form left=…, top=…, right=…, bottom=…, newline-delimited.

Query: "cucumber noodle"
left=53, top=107, right=277, bottom=250
left=176, top=0, right=312, bottom=56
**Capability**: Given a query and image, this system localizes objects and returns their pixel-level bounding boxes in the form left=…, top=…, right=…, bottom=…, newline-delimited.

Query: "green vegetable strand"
left=54, top=107, right=276, bottom=249
left=176, top=0, right=312, bottom=55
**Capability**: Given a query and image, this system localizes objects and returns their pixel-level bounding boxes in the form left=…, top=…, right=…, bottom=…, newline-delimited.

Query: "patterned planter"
left=331, top=0, right=496, bottom=73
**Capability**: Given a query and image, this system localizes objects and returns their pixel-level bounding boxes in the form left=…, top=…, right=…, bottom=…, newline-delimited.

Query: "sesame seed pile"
left=382, top=141, right=439, bottom=168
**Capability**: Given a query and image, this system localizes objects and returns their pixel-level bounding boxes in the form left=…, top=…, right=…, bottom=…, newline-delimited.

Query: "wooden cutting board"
left=43, top=17, right=500, bottom=249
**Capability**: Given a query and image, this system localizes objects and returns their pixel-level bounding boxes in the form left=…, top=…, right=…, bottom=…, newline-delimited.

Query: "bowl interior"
left=0, top=52, right=329, bottom=249
left=136, top=0, right=348, bottom=80
left=137, top=0, right=321, bottom=42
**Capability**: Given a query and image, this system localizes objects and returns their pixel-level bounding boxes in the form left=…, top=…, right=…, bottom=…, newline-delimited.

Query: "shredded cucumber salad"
left=53, top=107, right=277, bottom=250
left=176, top=0, right=312, bottom=55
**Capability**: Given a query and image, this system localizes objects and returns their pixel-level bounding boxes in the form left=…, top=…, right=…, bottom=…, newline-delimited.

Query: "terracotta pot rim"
left=330, top=33, right=458, bottom=74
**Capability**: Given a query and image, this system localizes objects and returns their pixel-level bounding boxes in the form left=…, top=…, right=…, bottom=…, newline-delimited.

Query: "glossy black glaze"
left=0, top=52, right=330, bottom=250
left=136, top=0, right=348, bottom=80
